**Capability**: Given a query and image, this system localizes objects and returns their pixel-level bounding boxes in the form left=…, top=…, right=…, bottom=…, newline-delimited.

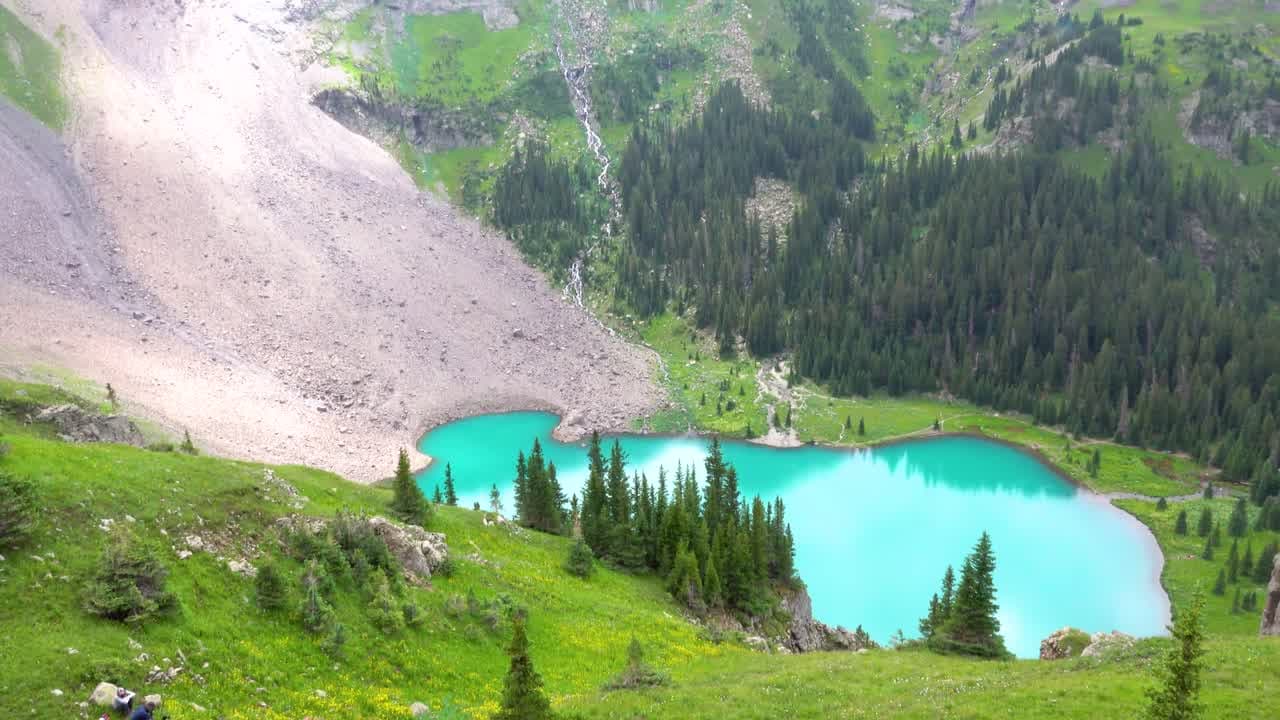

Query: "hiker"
left=128, top=700, right=157, bottom=720
left=112, top=686, right=136, bottom=712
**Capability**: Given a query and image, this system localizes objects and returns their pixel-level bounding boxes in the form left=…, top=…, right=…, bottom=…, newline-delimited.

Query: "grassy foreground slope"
left=3, top=378, right=1279, bottom=719
left=0, top=380, right=727, bottom=718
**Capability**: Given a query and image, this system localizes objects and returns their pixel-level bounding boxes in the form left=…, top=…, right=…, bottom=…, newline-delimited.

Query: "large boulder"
left=1081, top=630, right=1135, bottom=657
left=1039, top=627, right=1091, bottom=660
left=89, top=682, right=118, bottom=707
left=779, top=586, right=875, bottom=653
left=34, top=404, right=145, bottom=446
left=1262, top=553, right=1280, bottom=637
left=366, top=516, right=449, bottom=580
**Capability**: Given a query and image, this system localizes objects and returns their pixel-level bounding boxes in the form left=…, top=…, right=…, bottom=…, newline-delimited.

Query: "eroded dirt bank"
left=0, top=0, right=662, bottom=482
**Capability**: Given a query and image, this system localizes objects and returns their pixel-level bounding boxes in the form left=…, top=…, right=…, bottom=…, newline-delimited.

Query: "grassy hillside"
left=4, top=378, right=1280, bottom=718
left=0, top=5, right=68, bottom=129
left=0, top=379, right=729, bottom=718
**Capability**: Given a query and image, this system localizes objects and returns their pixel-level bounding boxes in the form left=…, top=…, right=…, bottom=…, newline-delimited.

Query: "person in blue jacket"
left=128, top=700, right=157, bottom=720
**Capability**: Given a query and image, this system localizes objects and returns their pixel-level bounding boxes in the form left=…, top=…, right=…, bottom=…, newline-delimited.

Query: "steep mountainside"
left=0, top=0, right=660, bottom=483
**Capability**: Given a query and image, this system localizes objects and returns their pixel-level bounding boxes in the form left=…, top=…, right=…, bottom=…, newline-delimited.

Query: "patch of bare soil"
left=0, top=0, right=662, bottom=482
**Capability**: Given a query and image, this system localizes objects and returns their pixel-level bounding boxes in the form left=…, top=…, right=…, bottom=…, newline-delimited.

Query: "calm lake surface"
left=417, top=412, right=1169, bottom=657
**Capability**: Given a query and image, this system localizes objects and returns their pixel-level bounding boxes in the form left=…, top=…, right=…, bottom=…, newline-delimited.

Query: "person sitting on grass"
left=112, top=687, right=135, bottom=713
left=128, top=700, right=157, bottom=720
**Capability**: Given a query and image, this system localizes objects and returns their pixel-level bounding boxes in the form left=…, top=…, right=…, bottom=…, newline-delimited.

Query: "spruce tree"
left=858, top=417, right=866, bottom=436
left=1210, top=523, right=1221, bottom=548
left=565, top=538, right=595, bottom=579
left=495, top=615, right=554, bottom=720
left=0, top=471, right=35, bottom=549
left=1143, top=592, right=1205, bottom=720
left=1231, top=588, right=1241, bottom=614
left=390, top=449, right=430, bottom=527
left=254, top=562, right=288, bottom=611
left=490, top=484, right=504, bottom=515
left=444, top=463, right=458, bottom=506
left=703, top=555, right=722, bottom=609
left=1227, top=540, right=1239, bottom=584
left=368, top=569, right=404, bottom=634
left=1156, top=497, right=1169, bottom=511
left=433, top=485, right=443, bottom=504
left=1200, top=534, right=1214, bottom=561
left=1212, top=568, right=1226, bottom=596
left=1174, top=509, right=1188, bottom=535
left=1254, top=542, right=1278, bottom=584
left=1196, top=507, right=1212, bottom=537
left=933, top=533, right=1006, bottom=657
left=1227, top=497, right=1247, bottom=537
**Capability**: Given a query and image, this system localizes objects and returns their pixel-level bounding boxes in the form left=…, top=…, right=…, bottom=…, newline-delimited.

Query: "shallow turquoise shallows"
left=417, top=412, right=1168, bottom=657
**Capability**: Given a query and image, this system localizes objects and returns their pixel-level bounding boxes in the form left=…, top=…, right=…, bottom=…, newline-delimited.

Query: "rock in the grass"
left=779, top=586, right=876, bottom=653
left=34, top=404, right=145, bottom=446
left=228, top=559, right=257, bottom=577
left=366, top=516, right=449, bottom=580
left=1081, top=630, right=1135, bottom=657
left=89, top=682, right=118, bottom=706
left=409, top=701, right=430, bottom=717
left=1039, top=627, right=1092, bottom=660
left=51, top=689, right=63, bottom=697
left=143, top=694, right=162, bottom=708
left=1262, top=553, right=1280, bottom=637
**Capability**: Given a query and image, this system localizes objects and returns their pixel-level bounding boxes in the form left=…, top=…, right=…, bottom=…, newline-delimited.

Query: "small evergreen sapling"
left=495, top=615, right=554, bottom=720
left=82, top=532, right=176, bottom=623
left=1143, top=592, right=1205, bottom=720
left=254, top=562, right=288, bottom=611
left=390, top=448, right=431, bottom=528
left=0, top=470, right=35, bottom=549
left=1174, top=509, right=1188, bottom=535
left=565, top=537, right=595, bottom=579
left=1196, top=507, right=1212, bottom=537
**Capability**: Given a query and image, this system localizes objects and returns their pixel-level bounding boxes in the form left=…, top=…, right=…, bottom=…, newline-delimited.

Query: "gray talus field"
left=0, top=0, right=661, bottom=481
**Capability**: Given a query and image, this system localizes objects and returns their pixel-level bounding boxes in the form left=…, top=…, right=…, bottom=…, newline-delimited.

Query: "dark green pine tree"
left=1212, top=568, right=1226, bottom=596
left=1227, top=540, right=1239, bottom=584
left=432, top=485, right=443, bottom=504
left=581, top=432, right=608, bottom=555
left=857, top=417, right=866, bottom=436
left=919, top=593, right=943, bottom=638
left=1210, top=523, right=1221, bottom=548
left=1242, top=542, right=1254, bottom=578
left=565, top=537, right=595, bottom=579
left=254, top=562, right=287, bottom=611
left=1227, top=497, right=1247, bottom=537
left=1254, top=542, right=1278, bottom=584
left=513, top=452, right=529, bottom=523
left=1201, top=533, right=1214, bottom=561
left=444, top=463, right=458, bottom=506
left=939, top=565, right=956, bottom=618
left=1196, top=507, right=1212, bottom=537
left=495, top=615, right=554, bottom=720
left=1156, top=497, right=1169, bottom=511
left=933, top=532, right=1006, bottom=657
left=1143, top=592, right=1205, bottom=720
left=1231, top=588, right=1241, bottom=614
left=950, top=119, right=963, bottom=149
left=1174, top=509, right=1188, bottom=535
left=390, top=449, right=430, bottom=527
left=703, top=555, right=723, bottom=609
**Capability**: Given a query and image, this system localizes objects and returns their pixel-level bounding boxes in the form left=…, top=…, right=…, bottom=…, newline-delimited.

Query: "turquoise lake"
left=417, top=412, right=1169, bottom=657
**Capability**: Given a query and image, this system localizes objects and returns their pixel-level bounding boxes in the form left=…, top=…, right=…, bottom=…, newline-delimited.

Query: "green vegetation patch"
left=0, top=6, right=68, bottom=129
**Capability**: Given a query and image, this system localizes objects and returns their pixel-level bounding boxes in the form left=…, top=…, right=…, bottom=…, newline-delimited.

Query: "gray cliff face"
left=34, top=404, right=146, bottom=446
left=780, top=585, right=874, bottom=653
left=312, top=87, right=492, bottom=156
left=1262, top=553, right=1280, bottom=637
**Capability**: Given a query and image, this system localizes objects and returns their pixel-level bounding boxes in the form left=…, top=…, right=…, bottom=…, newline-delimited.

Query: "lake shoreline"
left=415, top=410, right=1175, bottom=652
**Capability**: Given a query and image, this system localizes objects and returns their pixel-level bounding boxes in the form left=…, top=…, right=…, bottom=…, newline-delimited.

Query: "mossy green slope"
left=0, top=6, right=68, bottom=129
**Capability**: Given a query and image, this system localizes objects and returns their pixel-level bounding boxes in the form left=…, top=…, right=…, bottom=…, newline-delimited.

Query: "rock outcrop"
left=779, top=586, right=875, bottom=653
left=89, top=682, right=118, bottom=707
left=1040, top=627, right=1135, bottom=659
left=34, top=404, right=145, bottom=446
left=1082, top=630, right=1135, bottom=657
left=276, top=514, right=449, bottom=582
left=1039, top=627, right=1091, bottom=660
left=367, top=516, right=449, bottom=580
left=1262, top=553, right=1280, bottom=637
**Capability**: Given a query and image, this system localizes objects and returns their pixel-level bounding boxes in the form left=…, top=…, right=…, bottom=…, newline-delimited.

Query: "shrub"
left=605, top=637, right=668, bottom=690
left=368, top=570, right=405, bottom=634
left=145, top=442, right=175, bottom=453
left=179, top=429, right=198, bottom=455
left=443, top=593, right=467, bottom=618
left=434, top=555, right=456, bottom=578
left=0, top=470, right=36, bottom=549
left=301, top=560, right=336, bottom=634
left=565, top=538, right=595, bottom=578
left=83, top=532, right=176, bottom=623
left=254, top=562, right=288, bottom=611
left=403, top=601, right=426, bottom=629
left=0, top=439, right=10, bottom=458
left=321, top=622, right=347, bottom=659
